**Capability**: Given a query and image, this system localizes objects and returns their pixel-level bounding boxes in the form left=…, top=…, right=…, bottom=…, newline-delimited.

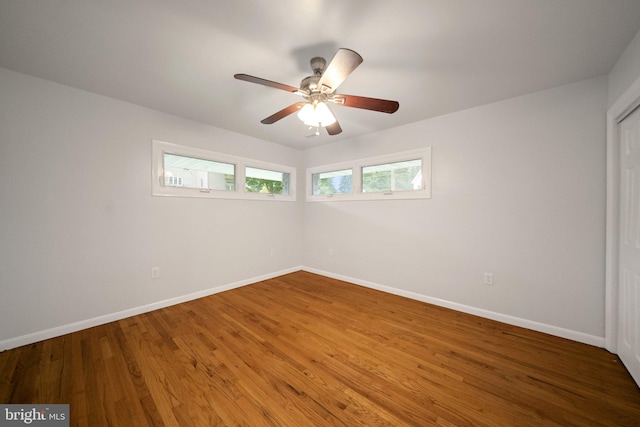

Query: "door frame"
left=605, top=75, right=640, bottom=353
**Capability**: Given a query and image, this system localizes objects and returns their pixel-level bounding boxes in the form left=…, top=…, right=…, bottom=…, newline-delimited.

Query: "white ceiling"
left=1, top=1, right=640, bottom=150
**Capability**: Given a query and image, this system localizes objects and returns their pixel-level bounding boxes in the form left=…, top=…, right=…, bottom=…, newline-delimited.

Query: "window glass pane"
left=164, top=153, right=235, bottom=191
left=312, top=169, right=352, bottom=195
left=245, top=167, right=290, bottom=195
left=362, top=159, right=422, bottom=193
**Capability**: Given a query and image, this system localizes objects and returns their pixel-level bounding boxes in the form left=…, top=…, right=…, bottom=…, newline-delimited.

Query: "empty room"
left=2, top=1, right=640, bottom=425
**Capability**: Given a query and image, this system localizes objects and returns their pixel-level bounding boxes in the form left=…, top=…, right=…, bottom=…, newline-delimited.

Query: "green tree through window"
left=245, top=177, right=284, bottom=194
left=245, top=166, right=290, bottom=195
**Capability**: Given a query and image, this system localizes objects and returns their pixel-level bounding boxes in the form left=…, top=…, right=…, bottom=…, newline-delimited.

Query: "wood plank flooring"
left=1, top=271, right=639, bottom=426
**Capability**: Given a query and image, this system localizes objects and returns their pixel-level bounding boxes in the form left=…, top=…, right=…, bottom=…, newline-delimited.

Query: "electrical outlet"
left=328, top=248, right=334, bottom=257
left=270, top=248, right=276, bottom=257
left=483, top=272, right=494, bottom=286
left=151, top=267, right=160, bottom=279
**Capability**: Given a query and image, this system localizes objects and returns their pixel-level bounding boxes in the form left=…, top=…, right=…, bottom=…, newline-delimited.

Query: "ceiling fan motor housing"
left=300, top=75, right=321, bottom=93
left=300, top=57, right=328, bottom=93
left=310, top=57, right=326, bottom=75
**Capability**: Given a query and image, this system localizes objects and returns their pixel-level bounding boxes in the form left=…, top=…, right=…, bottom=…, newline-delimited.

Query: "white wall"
left=302, top=77, right=608, bottom=342
left=0, top=66, right=616, bottom=348
left=608, top=28, right=640, bottom=107
left=0, top=68, right=302, bottom=347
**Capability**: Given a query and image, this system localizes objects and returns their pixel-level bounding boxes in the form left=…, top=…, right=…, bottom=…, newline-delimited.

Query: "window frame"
left=306, top=148, right=431, bottom=202
left=152, top=140, right=296, bottom=201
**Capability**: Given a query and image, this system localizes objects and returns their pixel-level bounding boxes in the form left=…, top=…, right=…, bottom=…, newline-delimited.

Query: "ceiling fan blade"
left=326, top=119, right=342, bottom=136
left=332, top=94, right=399, bottom=114
left=323, top=104, right=342, bottom=135
left=260, top=102, right=307, bottom=124
left=234, top=74, right=301, bottom=94
left=317, top=48, right=363, bottom=94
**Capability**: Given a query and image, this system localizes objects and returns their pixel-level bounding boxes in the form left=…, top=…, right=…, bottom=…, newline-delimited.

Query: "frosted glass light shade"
left=297, top=102, right=336, bottom=127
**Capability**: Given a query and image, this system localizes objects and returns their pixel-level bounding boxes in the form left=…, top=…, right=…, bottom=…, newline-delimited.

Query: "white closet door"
left=619, top=105, right=640, bottom=386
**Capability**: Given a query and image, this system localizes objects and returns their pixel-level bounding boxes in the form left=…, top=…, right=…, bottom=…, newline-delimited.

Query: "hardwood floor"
left=1, top=271, right=639, bottom=426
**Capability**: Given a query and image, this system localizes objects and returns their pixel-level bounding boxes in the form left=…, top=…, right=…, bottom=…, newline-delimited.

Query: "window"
left=152, top=140, right=296, bottom=201
left=311, top=169, right=353, bottom=195
left=245, top=167, right=290, bottom=195
left=306, top=148, right=431, bottom=201
left=164, top=153, right=235, bottom=191
left=362, top=159, right=422, bottom=193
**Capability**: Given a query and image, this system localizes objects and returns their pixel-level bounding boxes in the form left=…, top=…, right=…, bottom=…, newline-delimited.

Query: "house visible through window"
left=164, top=153, right=235, bottom=191
left=152, top=140, right=296, bottom=201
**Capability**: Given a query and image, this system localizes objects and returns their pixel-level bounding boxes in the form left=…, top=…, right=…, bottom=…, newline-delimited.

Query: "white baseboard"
left=302, top=266, right=606, bottom=348
left=1, top=266, right=605, bottom=352
left=0, top=266, right=302, bottom=352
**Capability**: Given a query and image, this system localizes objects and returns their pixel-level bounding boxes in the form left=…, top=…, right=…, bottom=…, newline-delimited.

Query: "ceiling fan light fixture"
left=297, top=101, right=336, bottom=127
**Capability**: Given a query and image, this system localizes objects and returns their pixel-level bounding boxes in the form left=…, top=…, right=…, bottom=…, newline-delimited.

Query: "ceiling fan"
left=234, top=48, right=399, bottom=136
